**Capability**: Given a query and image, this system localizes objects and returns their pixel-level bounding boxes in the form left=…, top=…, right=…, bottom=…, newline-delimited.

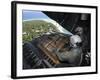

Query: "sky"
left=22, top=10, right=50, bottom=20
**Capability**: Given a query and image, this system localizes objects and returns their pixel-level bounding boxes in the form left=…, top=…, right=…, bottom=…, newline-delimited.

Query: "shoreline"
left=23, top=19, right=73, bottom=35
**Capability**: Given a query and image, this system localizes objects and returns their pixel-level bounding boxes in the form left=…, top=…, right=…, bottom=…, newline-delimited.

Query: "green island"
left=23, top=20, right=59, bottom=43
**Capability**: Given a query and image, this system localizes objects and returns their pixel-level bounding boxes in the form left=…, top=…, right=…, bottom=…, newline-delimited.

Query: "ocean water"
left=22, top=10, right=50, bottom=20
